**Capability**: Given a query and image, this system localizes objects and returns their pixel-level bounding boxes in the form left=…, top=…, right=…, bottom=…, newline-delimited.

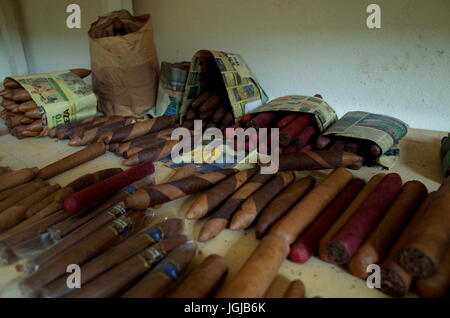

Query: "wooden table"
left=0, top=127, right=446, bottom=298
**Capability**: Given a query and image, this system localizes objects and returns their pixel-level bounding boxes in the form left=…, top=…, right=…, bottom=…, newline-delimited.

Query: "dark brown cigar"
left=222, top=111, right=234, bottom=126
left=41, top=218, right=183, bottom=298
left=21, top=212, right=152, bottom=297
left=198, top=173, right=275, bottom=242
left=122, top=140, right=179, bottom=166
left=125, top=168, right=238, bottom=209
left=37, top=143, right=107, bottom=180
left=5, top=114, right=27, bottom=128
left=211, top=106, right=227, bottom=123
left=118, top=128, right=173, bottom=157
left=102, top=116, right=178, bottom=144
left=192, top=91, right=211, bottom=108
left=185, top=107, right=198, bottom=120
left=397, top=177, right=450, bottom=278
left=169, top=254, right=228, bottom=298
left=0, top=180, right=47, bottom=213
left=230, top=171, right=295, bottom=230
left=275, top=151, right=363, bottom=171
left=122, top=242, right=197, bottom=298
left=68, top=235, right=187, bottom=298
left=199, top=94, right=222, bottom=112
left=283, top=280, right=305, bottom=298
left=186, top=168, right=259, bottom=220
left=256, top=176, right=316, bottom=238
left=60, top=116, right=124, bottom=140
left=415, top=249, right=450, bottom=298
left=50, top=116, right=99, bottom=139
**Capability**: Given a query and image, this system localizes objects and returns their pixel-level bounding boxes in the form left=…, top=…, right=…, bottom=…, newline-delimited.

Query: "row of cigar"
left=0, top=69, right=91, bottom=139
left=206, top=167, right=449, bottom=298
left=47, top=114, right=180, bottom=166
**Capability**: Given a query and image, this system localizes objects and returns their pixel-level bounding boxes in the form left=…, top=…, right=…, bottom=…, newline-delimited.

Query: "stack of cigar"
left=48, top=114, right=180, bottom=166
left=0, top=69, right=91, bottom=139
left=315, top=135, right=383, bottom=165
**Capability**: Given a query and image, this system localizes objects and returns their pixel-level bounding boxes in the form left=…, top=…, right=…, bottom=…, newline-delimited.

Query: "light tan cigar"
left=25, top=191, right=58, bottom=218
left=0, top=182, right=31, bottom=201
left=415, top=249, right=450, bottom=298
left=0, top=180, right=48, bottom=213
left=8, top=202, right=63, bottom=234
left=169, top=254, right=228, bottom=298
left=319, top=173, right=385, bottom=263
left=24, top=109, right=42, bottom=119
left=0, top=185, right=59, bottom=232
left=37, top=143, right=107, bottom=180
left=0, top=168, right=39, bottom=192
left=283, top=280, right=305, bottom=298
left=269, top=168, right=353, bottom=245
left=18, top=100, right=38, bottom=113
left=218, top=234, right=290, bottom=298
left=20, top=117, right=34, bottom=125
left=26, top=120, right=43, bottom=132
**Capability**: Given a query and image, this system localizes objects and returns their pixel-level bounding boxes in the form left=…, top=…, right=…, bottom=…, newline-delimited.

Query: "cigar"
left=102, top=117, right=178, bottom=144
left=211, top=106, right=227, bottom=123
left=326, top=173, right=403, bottom=265
left=120, top=129, right=173, bottom=158
left=348, top=180, right=427, bottom=279
left=52, top=116, right=100, bottom=139
left=169, top=254, right=228, bottom=298
left=291, top=125, right=318, bottom=150
left=3, top=78, right=21, bottom=89
left=217, top=234, right=289, bottom=298
left=199, top=94, right=222, bottom=112
left=126, top=168, right=238, bottom=210
left=21, top=212, right=152, bottom=297
left=68, top=118, right=135, bottom=146
left=185, top=168, right=259, bottom=220
left=0, top=181, right=33, bottom=201
left=24, top=109, right=42, bottom=119
left=10, top=201, right=64, bottom=234
left=122, top=140, right=179, bottom=166
left=185, top=107, right=198, bottom=120
left=69, top=235, right=187, bottom=298
left=5, top=114, right=27, bottom=128
left=277, top=114, right=299, bottom=130
left=380, top=194, right=435, bottom=297
left=197, top=173, right=275, bottom=242
left=181, top=119, right=194, bottom=129
left=63, top=162, right=155, bottom=214
left=0, top=166, right=12, bottom=176
left=0, top=184, right=59, bottom=232
left=275, top=151, right=363, bottom=171
left=279, top=115, right=310, bottom=147
left=222, top=111, right=234, bottom=126
left=248, top=113, right=277, bottom=129
left=255, top=176, right=316, bottom=238
left=122, top=242, right=197, bottom=298
left=24, top=191, right=58, bottom=218
left=20, top=117, right=34, bottom=124
left=192, top=91, right=211, bottom=108
left=315, top=136, right=332, bottom=150
left=37, top=143, right=106, bottom=180
left=270, top=168, right=353, bottom=245
left=69, top=68, right=91, bottom=79
left=10, top=88, right=32, bottom=102
left=26, top=120, right=43, bottom=132
left=0, top=180, right=47, bottom=213
left=415, top=249, right=450, bottom=298
left=283, top=280, right=305, bottom=298
left=41, top=218, right=183, bottom=298
left=230, top=171, right=295, bottom=231
left=289, top=178, right=366, bottom=264
left=397, top=177, right=450, bottom=278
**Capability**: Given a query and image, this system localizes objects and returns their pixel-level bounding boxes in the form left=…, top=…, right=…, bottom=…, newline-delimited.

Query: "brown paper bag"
left=89, top=10, right=159, bottom=118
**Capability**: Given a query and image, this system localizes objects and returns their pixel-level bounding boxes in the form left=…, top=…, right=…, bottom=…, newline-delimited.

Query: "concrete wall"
left=133, top=0, right=450, bottom=131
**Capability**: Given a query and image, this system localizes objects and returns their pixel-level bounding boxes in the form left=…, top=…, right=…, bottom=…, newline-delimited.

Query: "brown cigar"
left=415, top=249, right=450, bottom=298
left=316, top=136, right=332, bottom=149
left=319, top=174, right=385, bottom=263
left=283, top=280, right=305, bottom=298
left=186, top=168, right=259, bottom=220
left=211, top=106, right=227, bottom=123
left=69, top=235, right=187, bottom=298
left=0, top=180, right=47, bottom=213
left=222, top=111, right=234, bottom=126
left=269, top=168, right=353, bottom=245
left=117, top=128, right=174, bottom=157
left=69, top=68, right=91, bottom=78
left=0, top=182, right=32, bottom=201
left=122, top=242, right=197, bottom=298
left=26, top=120, right=43, bottom=132
left=52, top=116, right=100, bottom=139
left=17, top=100, right=38, bottom=113
left=0, top=166, right=12, bottom=175
left=102, top=117, right=178, bottom=144
left=24, top=109, right=42, bottom=119
left=169, top=254, right=228, bottom=298
left=0, top=185, right=59, bottom=232
left=123, top=135, right=173, bottom=158
left=197, top=173, right=275, bottom=242
left=230, top=171, right=295, bottom=231
left=125, top=168, right=238, bottom=209
left=199, top=94, right=222, bottom=112
left=192, top=91, right=211, bottom=108
left=122, top=140, right=179, bottom=166
left=24, top=191, right=58, bottom=218
left=380, top=193, right=435, bottom=297
left=275, top=151, right=363, bottom=171
left=185, top=107, right=198, bottom=120
left=10, top=201, right=64, bottom=234
left=5, top=114, right=27, bottom=128
left=10, top=88, right=32, bottom=102
left=0, top=168, right=39, bottom=193
left=41, top=218, right=183, bottom=298
left=21, top=212, right=152, bottom=297
left=37, top=143, right=106, bottom=180
left=3, top=78, right=21, bottom=89
left=61, top=116, right=124, bottom=140
left=398, top=177, right=450, bottom=278
left=20, top=117, right=34, bottom=124
left=348, top=181, right=427, bottom=279
left=218, top=234, right=289, bottom=298
left=256, top=176, right=316, bottom=238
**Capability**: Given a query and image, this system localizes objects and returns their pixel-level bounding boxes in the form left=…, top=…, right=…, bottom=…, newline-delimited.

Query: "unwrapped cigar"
left=37, top=143, right=106, bottom=180
left=62, top=116, right=124, bottom=140
left=398, top=177, right=450, bottom=278
left=122, top=242, right=197, bottom=298
left=121, top=129, right=174, bottom=158
left=24, top=191, right=58, bottom=218
left=283, top=280, right=305, bottom=298
left=0, top=180, right=47, bottom=213
left=0, top=182, right=31, bottom=201
left=348, top=180, right=427, bottom=279
left=0, top=168, right=38, bottom=192
left=69, top=235, right=188, bottom=298
left=125, top=168, right=238, bottom=210
left=169, top=254, right=228, bottom=298
left=415, top=249, right=450, bottom=298
left=122, top=140, right=179, bottom=166
left=186, top=167, right=259, bottom=220
left=41, top=218, right=183, bottom=298
left=270, top=168, right=353, bottom=245
left=230, top=171, right=295, bottom=230
left=50, top=116, right=99, bottom=139
left=256, top=176, right=316, bottom=238
left=275, top=151, right=363, bottom=171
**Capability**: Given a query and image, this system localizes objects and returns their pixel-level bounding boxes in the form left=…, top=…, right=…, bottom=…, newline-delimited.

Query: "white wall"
left=134, top=0, right=450, bottom=131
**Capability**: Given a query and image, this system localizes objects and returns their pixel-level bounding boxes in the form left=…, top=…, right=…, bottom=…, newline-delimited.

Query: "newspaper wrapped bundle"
left=0, top=69, right=96, bottom=138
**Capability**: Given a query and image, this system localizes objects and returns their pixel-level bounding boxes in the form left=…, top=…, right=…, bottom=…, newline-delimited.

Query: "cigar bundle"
left=0, top=69, right=91, bottom=139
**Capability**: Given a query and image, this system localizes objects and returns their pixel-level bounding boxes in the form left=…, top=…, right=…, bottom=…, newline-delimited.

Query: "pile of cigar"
left=185, top=166, right=448, bottom=298
left=48, top=114, right=179, bottom=166
left=0, top=69, right=91, bottom=139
